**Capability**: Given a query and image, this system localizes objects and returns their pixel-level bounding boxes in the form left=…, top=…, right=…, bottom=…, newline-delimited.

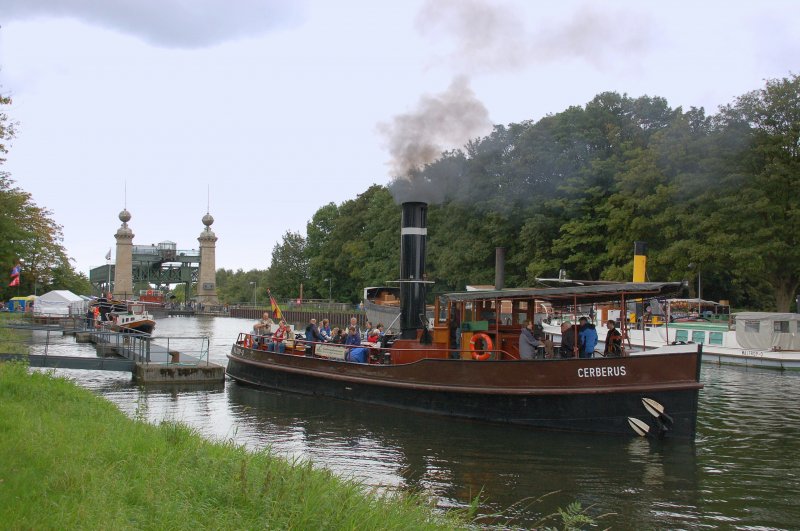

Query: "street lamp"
left=250, top=281, right=257, bottom=306
left=324, top=278, right=332, bottom=303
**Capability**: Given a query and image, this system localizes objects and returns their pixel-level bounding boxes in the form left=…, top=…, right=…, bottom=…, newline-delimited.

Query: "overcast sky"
left=1, top=0, right=798, bottom=277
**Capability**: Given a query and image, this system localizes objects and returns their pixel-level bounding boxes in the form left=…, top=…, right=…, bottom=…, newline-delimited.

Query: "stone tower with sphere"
left=113, top=208, right=134, bottom=299
left=196, top=212, right=219, bottom=304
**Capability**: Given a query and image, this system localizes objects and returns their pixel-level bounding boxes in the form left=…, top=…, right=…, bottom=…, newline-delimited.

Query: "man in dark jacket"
left=560, top=321, right=578, bottom=358
left=304, top=318, right=324, bottom=356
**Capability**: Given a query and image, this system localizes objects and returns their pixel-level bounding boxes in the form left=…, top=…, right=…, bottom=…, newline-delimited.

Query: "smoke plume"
left=379, top=76, right=492, bottom=202
left=415, top=0, right=652, bottom=72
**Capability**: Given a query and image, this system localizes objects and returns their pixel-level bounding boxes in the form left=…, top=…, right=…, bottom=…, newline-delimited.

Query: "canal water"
left=29, top=316, right=800, bottom=529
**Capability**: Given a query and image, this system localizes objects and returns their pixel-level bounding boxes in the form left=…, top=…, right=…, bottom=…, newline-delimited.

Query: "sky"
left=1, top=0, right=798, bottom=277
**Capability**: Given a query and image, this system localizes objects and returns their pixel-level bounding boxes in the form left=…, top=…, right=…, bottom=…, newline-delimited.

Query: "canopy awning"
left=442, top=281, right=686, bottom=305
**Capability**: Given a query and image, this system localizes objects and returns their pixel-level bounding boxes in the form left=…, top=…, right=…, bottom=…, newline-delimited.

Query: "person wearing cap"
left=578, top=316, right=598, bottom=359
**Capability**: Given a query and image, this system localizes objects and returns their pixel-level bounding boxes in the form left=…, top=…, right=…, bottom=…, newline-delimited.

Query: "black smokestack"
left=495, top=247, right=505, bottom=290
left=400, top=202, right=428, bottom=339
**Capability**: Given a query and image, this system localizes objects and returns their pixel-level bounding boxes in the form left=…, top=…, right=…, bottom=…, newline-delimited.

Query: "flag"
left=8, top=276, right=19, bottom=287
left=10, top=265, right=20, bottom=278
left=105, top=248, right=112, bottom=261
left=267, top=289, right=283, bottom=320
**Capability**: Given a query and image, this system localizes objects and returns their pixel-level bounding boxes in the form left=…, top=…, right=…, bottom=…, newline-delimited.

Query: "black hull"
left=226, top=353, right=699, bottom=439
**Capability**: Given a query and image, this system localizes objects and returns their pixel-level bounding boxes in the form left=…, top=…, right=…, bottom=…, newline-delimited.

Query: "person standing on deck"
left=304, top=318, right=324, bottom=356
left=253, top=312, right=274, bottom=349
left=560, top=321, right=579, bottom=358
left=604, top=320, right=623, bottom=357
left=519, top=320, right=543, bottom=360
left=578, top=317, right=598, bottom=359
left=349, top=316, right=362, bottom=339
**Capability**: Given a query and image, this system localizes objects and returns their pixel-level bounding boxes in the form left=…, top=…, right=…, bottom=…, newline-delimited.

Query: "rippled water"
left=27, top=316, right=800, bottom=529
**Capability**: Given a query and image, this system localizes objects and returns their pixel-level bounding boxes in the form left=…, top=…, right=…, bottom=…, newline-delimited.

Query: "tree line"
left=3, top=75, right=798, bottom=311
left=245, top=75, right=799, bottom=311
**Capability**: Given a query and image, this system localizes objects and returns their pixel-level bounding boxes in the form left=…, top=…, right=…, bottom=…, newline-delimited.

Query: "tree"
left=709, top=74, right=800, bottom=310
left=266, top=231, right=308, bottom=299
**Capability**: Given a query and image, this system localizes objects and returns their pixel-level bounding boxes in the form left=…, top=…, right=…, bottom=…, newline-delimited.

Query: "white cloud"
left=2, top=0, right=305, bottom=48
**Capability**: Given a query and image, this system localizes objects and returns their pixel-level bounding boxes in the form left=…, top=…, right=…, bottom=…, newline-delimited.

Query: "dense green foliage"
left=251, top=75, right=799, bottom=311
left=0, top=362, right=470, bottom=529
left=0, top=93, right=92, bottom=299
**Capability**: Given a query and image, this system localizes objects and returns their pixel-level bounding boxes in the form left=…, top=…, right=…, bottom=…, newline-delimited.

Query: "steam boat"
left=227, top=202, right=703, bottom=438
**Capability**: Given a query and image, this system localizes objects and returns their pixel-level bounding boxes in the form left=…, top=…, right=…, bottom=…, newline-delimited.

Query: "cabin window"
left=709, top=332, right=723, bottom=346
left=513, top=301, right=529, bottom=325
left=437, top=297, right=447, bottom=324
left=773, top=321, right=790, bottom=333
left=464, top=303, right=474, bottom=322
left=745, top=320, right=760, bottom=333
left=692, top=331, right=705, bottom=344
left=675, top=329, right=689, bottom=342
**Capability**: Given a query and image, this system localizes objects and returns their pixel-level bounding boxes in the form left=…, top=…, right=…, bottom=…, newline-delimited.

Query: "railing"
left=90, top=326, right=210, bottom=366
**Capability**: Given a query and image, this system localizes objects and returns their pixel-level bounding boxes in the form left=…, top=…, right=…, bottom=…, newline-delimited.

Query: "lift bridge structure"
left=89, top=241, right=200, bottom=295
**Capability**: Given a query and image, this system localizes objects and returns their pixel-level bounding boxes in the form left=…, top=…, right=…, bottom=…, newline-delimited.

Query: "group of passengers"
left=519, top=317, right=623, bottom=360
left=252, top=313, right=386, bottom=361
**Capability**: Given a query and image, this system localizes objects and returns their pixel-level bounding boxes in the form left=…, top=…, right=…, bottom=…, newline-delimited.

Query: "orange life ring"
left=470, top=333, right=494, bottom=361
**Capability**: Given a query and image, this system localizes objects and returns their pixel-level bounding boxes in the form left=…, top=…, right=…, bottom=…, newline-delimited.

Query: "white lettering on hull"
left=577, top=366, right=627, bottom=378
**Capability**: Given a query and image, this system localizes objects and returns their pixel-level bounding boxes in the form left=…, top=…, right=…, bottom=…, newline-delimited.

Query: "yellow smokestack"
left=633, top=241, right=647, bottom=282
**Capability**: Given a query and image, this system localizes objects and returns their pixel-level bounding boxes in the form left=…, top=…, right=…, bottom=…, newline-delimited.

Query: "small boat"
left=227, top=202, right=703, bottom=439
left=109, top=303, right=156, bottom=335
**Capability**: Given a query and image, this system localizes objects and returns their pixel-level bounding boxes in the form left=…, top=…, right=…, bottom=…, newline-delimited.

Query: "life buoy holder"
left=470, top=333, right=494, bottom=361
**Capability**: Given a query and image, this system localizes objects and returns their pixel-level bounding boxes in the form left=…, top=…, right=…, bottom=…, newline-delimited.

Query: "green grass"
left=0, top=316, right=29, bottom=354
left=0, top=362, right=471, bottom=529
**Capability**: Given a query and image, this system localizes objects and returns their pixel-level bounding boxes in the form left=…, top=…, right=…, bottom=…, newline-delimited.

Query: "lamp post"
left=324, top=278, right=332, bottom=303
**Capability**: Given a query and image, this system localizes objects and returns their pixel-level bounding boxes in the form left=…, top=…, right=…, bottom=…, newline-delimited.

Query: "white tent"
left=33, top=290, right=86, bottom=317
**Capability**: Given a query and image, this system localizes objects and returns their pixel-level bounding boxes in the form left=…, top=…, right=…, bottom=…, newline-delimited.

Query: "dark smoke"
left=379, top=76, right=492, bottom=203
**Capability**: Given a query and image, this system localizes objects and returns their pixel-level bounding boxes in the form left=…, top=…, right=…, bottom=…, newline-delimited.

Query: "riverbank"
left=0, top=362, right=469, bottom=529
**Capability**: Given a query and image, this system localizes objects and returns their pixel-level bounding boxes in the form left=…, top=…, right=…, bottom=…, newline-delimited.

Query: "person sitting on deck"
left=519, top=320, right=543, bottom=360
left=319, top=318, right=332, bottom=342
left=604, top=320, right=623, bottom=357
left=578, top=317, right=598, bottom=359
left=268, top=321, right=288, bottom=353
left=345, top=325, right=368, bottom=363
left=331, top=327, right=345, bottom=344
left=559, top=321, right=579, bottom=358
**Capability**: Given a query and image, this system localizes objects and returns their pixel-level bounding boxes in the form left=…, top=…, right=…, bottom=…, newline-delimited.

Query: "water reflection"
left=24, top=317, right=800, bottom=528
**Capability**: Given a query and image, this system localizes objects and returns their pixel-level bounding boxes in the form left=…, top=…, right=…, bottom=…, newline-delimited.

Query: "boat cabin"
left=430, top=282, right=685, bottom=361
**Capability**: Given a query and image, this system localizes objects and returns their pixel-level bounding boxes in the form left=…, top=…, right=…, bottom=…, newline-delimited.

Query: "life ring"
left=470, top=333, right=494, bottom=361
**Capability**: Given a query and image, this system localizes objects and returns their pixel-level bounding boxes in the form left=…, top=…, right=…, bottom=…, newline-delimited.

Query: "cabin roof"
left=442, top=281, right=685, bottom=304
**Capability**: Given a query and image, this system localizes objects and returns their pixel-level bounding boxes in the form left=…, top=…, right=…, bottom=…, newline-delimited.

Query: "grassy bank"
left=0, top=363, right=470, bottom=529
